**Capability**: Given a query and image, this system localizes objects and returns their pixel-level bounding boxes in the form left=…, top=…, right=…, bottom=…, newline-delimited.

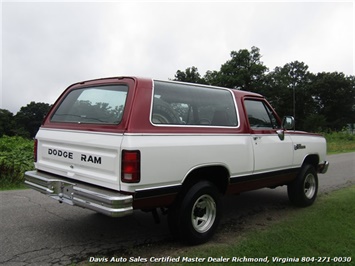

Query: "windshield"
left=51, top=85, right=128, bottom=124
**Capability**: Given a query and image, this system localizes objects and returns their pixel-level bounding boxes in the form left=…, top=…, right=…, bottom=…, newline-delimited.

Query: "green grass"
left=187, top=186, right=355, bottom=265
left=324, top=131, right=355, bottom=154
left=171, top=186, right=354, bottom=265
left=78, top=186, right=355, bottom=266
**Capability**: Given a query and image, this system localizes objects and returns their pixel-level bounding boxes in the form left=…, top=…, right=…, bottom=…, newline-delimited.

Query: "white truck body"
left=25, top=77, right=328, bottom=244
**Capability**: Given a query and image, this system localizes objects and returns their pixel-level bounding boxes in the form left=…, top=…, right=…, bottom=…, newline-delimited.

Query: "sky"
left=1, top=0, right=354, bottom=114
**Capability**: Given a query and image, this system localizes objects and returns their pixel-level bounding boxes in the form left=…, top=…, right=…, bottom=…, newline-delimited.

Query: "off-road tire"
left=288, top=164, right=318, bottom=207
left=152, top=99, right=180, bottom=124
left=168, top=181, right=221, bottom=245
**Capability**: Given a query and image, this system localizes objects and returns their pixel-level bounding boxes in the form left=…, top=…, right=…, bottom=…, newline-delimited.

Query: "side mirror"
left=282, top=116, right=295, bottom=130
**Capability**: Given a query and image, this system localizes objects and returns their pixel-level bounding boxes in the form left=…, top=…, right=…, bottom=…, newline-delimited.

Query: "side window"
left=244, top=100, right=279, bottom=129
left=152, top=81, right=238, bottom=127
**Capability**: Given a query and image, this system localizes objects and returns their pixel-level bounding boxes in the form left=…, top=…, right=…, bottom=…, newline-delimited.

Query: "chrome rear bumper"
left=24, top=170, right=133, bottom=217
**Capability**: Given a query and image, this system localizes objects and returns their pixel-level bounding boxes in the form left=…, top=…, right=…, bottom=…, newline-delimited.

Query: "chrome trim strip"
left=39, top=127, right=125, bottom=136
left=124, top=132, right=251, bottom=136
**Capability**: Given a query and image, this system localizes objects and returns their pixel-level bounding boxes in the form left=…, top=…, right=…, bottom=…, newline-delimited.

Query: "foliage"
left=14, top=101, right=52, bottom=138
left=174, top=66, right=206, bottom=84
left=0, top=46, right=354, bottom=137
left=201, top=46, right=268, bottom=92
left=324, top=130, right=355, bottom=154
left=179, top=186, right=355, bottom=265
left=0, top=136, right=34, bottom=189
left=174, top=47, right=355, bottom=132
left=81, top=186, right=355, bottom=266
left=303, top=114, right=327, bottom=133
left=262, top=61, right=314, bottom=130
left=0, top=102, right=51, bottom=139
left=218, top=46, right=268, bottom=92
left=311, top=72, right=355, bottom=131
left=0, top=109, right=14, bottom=136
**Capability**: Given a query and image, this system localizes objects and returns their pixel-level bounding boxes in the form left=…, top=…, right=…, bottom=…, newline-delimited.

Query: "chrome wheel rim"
left=304, top=173, right=316, bottom=199
left=191, top=194, right=216, bottom=233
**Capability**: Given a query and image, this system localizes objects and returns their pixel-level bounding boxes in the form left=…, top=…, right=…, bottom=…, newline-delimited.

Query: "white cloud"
left=1, top=1, right=353, bottom=114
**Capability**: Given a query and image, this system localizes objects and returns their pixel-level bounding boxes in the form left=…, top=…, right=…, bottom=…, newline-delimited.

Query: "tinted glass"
left=51, top=85, right=128, bottom=124
left=152, top=81, right=238, bottom=127
left=244, top=100, right=279, bottom=129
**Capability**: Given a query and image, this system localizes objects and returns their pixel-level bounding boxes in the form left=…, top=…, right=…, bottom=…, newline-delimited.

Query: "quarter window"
left=152, top=81, right=238, bottom=127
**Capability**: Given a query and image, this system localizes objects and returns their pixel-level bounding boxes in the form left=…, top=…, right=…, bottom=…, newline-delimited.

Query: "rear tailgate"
left=32, top=77, right=140, bottom=191
left=35, top=128, right=123, bottom=191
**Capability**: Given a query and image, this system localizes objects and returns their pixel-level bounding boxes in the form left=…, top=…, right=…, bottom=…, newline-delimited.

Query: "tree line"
left=1, top=46, right=354, bottom=138
left=0, top=102, right=51, bottom=139
left=174, top=47, right=354, bottom=132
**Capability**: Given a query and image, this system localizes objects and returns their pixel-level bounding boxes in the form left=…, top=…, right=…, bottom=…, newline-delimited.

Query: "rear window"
left=151, top=81, right=238, bottom=127
left=51, top=85, right=128, bottom=124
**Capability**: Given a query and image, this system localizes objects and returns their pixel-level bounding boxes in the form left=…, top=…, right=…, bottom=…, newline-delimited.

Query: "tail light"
left=121, top=150, right=140, bottom=183
left=34, top=139, right=38, bottom=162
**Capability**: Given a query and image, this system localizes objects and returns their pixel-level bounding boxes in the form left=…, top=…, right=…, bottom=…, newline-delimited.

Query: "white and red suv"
left=25, top=76, right=329, bottom=244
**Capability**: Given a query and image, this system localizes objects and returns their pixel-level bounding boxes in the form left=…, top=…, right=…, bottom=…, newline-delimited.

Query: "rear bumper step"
left=24, top=170, right=133, bottom=217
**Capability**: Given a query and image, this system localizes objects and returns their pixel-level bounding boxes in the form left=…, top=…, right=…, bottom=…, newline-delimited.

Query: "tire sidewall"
left=171, top=181, right=221, bottom=245
left=152, top=99, right=180, bottom=124
left=288, top=164, right=318, bottom=207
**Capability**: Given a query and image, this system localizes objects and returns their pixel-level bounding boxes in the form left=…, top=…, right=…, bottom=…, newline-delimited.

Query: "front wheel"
left=168, top=181, right=221, bottom=245
left=288, top=164, right=318, bottom=207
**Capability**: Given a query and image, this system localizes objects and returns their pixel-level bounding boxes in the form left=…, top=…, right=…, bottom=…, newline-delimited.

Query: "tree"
left=204, top=70, right=221, bottom=86
left=174, top=66, right=206, bottom=84
left=263, top=61, right=314, bottom=130
left=212, top=46, right=268, bottom=91
left=173, top=47, right=268, bottom=91
left=14, top=102, right=51, bottom=138
left=310, top=72, right=355, bottom=131
left=171, top=47, right=355, bottom=132
left=0, top=109, right=14, bottom=137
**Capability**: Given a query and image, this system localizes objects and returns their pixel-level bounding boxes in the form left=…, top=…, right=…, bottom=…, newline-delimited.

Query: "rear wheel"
left=168, top=181, right=221, bottom=245
left=288, top=164, right=318, bottom=207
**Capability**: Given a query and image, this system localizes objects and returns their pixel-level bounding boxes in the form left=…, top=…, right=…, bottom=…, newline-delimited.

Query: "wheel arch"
left=302, top=154, right=320, bottom=169
left=181, top=164, right=230, bottom=195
